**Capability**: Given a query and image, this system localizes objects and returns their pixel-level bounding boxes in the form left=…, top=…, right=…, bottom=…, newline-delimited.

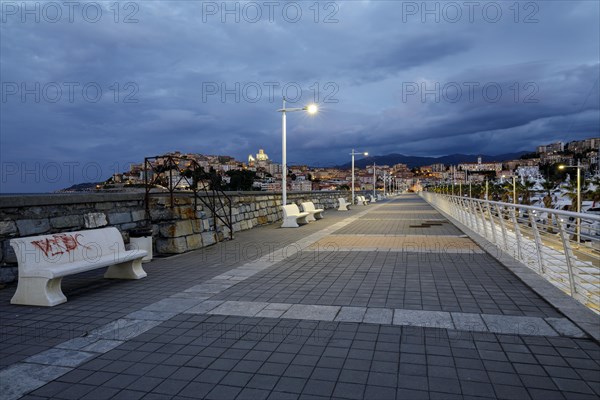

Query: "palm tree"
left=520, top=180, right=536, bottom=205
left=584, top=177, right=600, bottom=207
left=541, top=180, right=556, bottom=208
left=563, top=178, right=582, bottom=212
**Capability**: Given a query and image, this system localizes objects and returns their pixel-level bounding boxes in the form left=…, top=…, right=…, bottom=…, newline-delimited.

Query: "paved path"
left=1, top=195, right=598, bottom=399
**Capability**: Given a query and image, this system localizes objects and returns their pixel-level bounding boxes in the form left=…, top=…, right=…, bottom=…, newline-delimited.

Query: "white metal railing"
left=420, top=192, right=600, bottom=314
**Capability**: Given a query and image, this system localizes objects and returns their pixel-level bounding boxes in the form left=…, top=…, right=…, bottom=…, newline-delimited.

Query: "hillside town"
left=100, top=137, right=600, bottom=207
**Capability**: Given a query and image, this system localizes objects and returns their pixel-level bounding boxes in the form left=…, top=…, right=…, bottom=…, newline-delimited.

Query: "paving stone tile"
left=363, top=308, right=393, bottom=324
left=282, top=304, right=340, bottom=321
left=80, top=386, right=121, bottom=400
left=451, top=312, right=487, bottom=332
left=237, top=387, right=271, bottom=400
left=303, top=379, right=336, bottom=397
left=335, top=307, right=367, bottom=323
left=364, top=384, right=396, bottom=399
left=25, top=349, right=96, bottom=368
left=204, top=384, right=242, bottom=399
left=493, top=384, right=532, bottom=400
left=184, top=300, right=225, bottom=315
left=143, top=298, right=206, bottom=313
left=545, top=318, right=587, bottom=338
left=275, top=376, right=307, bottom=393
left=82, top=339, right=124, bottom=353
left=397, top=388, right=429, bottom=399
left=0, top=364, right=72, bottom=400
left=481, top=315, right=558, bottom=336
left=208, top=301, right=269, bottom=317
left=332, top=382, right=365, bottom=399
left=256, top=309, right=286, bottom=318
left=393, top=309, right=454, bottom=329
left=125, top=310, right=179, bottom=321
left=428, top=376, right=462, bottom=394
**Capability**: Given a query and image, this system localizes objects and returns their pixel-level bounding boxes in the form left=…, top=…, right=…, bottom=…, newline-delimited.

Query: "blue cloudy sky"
left=1, top=0, right=599, bottom=192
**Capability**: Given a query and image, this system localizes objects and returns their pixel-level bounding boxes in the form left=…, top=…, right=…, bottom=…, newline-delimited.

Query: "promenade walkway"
left=1, top=195, right=598, bottom=400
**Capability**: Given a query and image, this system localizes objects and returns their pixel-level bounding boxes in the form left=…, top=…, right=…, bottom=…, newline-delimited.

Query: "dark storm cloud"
left=1, top=0, right=599, bottom=192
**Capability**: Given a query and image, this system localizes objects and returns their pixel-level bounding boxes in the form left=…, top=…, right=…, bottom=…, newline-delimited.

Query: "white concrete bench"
left=338, top=198, right=351, bottom=211
left=10, top=227, right=147, bottom=307
left=369, top=195, right=377, bottom=203
left=356, top=195, right=369, bottom=205
left=301, top=201, right=324, bottom=222
left=281, top=204, right=310, bottom=228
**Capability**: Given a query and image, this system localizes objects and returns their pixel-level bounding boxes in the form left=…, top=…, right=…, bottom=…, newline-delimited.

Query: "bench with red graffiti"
left=9, top=227, right=147, bottom=307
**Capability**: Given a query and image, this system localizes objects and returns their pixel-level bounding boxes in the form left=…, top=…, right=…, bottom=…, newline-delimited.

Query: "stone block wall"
left=0, top=191, right=348, bottom=285
left=149, top=191, right=345, bottom=255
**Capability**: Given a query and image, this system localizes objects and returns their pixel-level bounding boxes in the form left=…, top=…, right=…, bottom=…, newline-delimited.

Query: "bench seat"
left=281, top=204, right=310, bottom=228
left=356, top=195, right=369, bottom=205
left=301, top=201, right=324, bottom=222
left=338, top=198, right=351, bottom=211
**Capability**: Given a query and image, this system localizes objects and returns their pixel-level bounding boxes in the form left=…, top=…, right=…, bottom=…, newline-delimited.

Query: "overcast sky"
left=1, top=0, right=599, bottom=192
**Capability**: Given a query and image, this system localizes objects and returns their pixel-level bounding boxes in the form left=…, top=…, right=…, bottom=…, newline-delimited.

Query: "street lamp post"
left=373, top=163, right=376, bottom=200
left=350, top=150, right=368, bottom=205
left=277, top=98, right=317, bottom=206
left=559, top=162, right=583, bottom=243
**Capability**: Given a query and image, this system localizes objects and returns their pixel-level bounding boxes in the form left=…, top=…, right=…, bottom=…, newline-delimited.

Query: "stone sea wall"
left=0, top=191, right=348, bottom=284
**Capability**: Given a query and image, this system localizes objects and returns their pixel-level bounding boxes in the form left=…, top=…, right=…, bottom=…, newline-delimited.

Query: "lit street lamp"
left=350, top=149, right=368, bottom=204
left=277, top=98, right=318, bottom=205
left=559, top=162, right=583, bottom=243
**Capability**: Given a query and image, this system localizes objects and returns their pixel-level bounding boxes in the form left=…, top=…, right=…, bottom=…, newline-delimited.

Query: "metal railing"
left=420, top=192, right=600, bottom=314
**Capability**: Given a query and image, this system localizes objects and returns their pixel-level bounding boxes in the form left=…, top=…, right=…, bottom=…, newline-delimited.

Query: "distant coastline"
left=0, top=193, right=51, bottom=196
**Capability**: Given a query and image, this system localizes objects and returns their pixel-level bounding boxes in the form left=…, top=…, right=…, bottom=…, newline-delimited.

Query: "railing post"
left=510, top=207, right=523, bottom=261
left=486, top=202, right=497, bottom=244
left=529, top=213, right=545, bottom=274
left=468, top=199, right=479, bottom=233
left=557, top=214, right=577, bottom=297
left=479, top=200, right=488, bottom=239
left=496, top=205, right=509, bottom=251
left=458, top=198, right=468, bottom=226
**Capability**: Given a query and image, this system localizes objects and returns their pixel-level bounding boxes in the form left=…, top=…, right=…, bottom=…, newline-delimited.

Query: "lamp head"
left=364, top=152, right=369, bottom=156
left=305, top=104, right=318, bottom=114
left=558, top=165, right=565, bottom=170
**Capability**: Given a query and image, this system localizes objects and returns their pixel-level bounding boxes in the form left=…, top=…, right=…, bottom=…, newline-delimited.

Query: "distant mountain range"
left=338, top=152, right=529, bottom=169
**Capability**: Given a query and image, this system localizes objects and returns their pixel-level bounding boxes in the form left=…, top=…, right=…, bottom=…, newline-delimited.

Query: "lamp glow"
left=305, top=104, right=318, bottom=114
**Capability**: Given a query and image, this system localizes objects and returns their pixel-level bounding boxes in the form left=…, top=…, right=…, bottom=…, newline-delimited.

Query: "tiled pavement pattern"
left=332, top=220, right=464, bottom=236
left=309, top=235, right=482, bottom=253
left=2, top=195, right=599, bottom=399
left=210, top=251, right=562, bottom=317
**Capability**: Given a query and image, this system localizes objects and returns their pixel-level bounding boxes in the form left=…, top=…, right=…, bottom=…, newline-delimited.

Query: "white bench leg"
left=104, top=259, right=147, bottom=279
left=305, top=213, right=316, bottom=222
left=281, top=217, right=300, bottom=228
left=314, top=212, right=324, bottom=220
left=11, top=277, right=67, bottom=307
